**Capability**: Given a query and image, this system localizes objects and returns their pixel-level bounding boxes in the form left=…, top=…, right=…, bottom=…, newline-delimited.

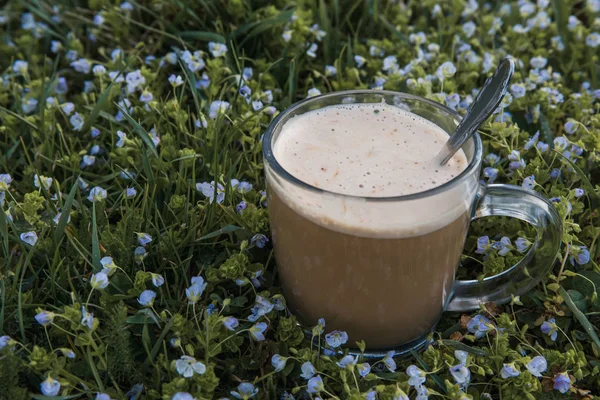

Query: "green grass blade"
left=79, top=82, right=117, bottom=134
left=91, top=202, right=101, bottom=272
left=0, top=105, right=40, bottom=131
left=196, top=225, right=241, bottom=241
left=438, top=340, right=489, bottom=356
left=54, top=183, right=78, bottom=244
left=115, top=103, right=159, bottom=158
left=0, top=202, right=8, bottom=257
left=559, top=287, right=600, bottom=350
left=237, top=9, right=295, bottom=47
left=551, top=0, right=570, bottom=54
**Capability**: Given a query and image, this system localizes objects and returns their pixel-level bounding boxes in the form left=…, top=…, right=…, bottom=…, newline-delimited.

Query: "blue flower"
left=300, top=361, right=315, bottom=379
left=251, top=234, right=269, bottom=248
left=175, top=355, right=206, bottom=378
left=120, top=1, right=134, bottom=11
left=134, top=246, right=147, bottom=264
left=139, top=90, right=153, bottom=103
left=524, top=131, right=540, bottom=150
left=570, top=246, right=590, bottom=266
left=96, top=393, right=112, bottom=400
left=437, top=61, right=457, bottom=80
left=336, top=354, right=358, bottom=369
left=354, top=55, right=366, bottom=68
left=475, top=236, right=490, bottom=254
left=541, top=318, right=558, bottom=341
left=60, top=348, right=75, bottom=359
left=484, top=153, right=500, bottom=165
left=467, top=315, right=491, bottom=338
left=515, top=237, right=531, bottom=253
left=90, top=272, right=109, bottom=289
left=20, top=231, right=38, bottom=246
left=307, top=88, right=321, bottom=97
left=168, top=74, right=184, bottom=87
left=554, top=137, right=569, bottom=152
left=35, top=311, right=55, bottom=326
left=13, top=60, right=28, bottom=75
left=231, top=382, right=258, bottom=399
left=252, top=100, right=263, bottom=111
left=325, top=330, right=348, bottom=348
left=406, top=365, right=426, bottom=386
left=0, top=335, right=12, bottom=350
left=209, top=42, right=228, bottom=57
left=248, top=296, right=274, bottom=322
left=40, top=376, right=60, bottom=396
left=306, top=43, right=318, bottom=58
left=137, top=233, right=152, bottom=247
left=91, top=127, right=101, bottom=138
left=208, top=100, right=230, bottom=119
left=87, top=186, right=107, bottom=203
left=501, top=363, right=520, bottom=378
left=249, top=322, right=267, bottom=341
left=462, top=21, right=476, bottom=38
left=22, top=97, right=38, bottom=114
left=186, top=276, right=207, bottom=304
left=307, top=376, right=324, bottom=394
left=530, top=56, right=548, bottom=69
left=483, top=167, right=498, bottom=183
left=537, top=141, right=549, bottom=153
left=574, top=188, right=584, bottom=198
left=171, top=394, right=194, bottom=400
left=197, top=73, right=211, bottom=89
left=69, top=112, right=84, bottom=131
left=71, top=58, right=91, bottom=73
left=383, top=351, right=396, bottom=372
left=357, top=363, right=371, bottom=377
left=81, top=306, right=95, bottom=329
left=492, top=237, right=512, bottom=256
left=223, top=316, right=239, bottom=331
left=526, top=355, right=547, bottom=377
left=236, top=201, right=247, bottom=214
left=126, top=187, right=137, bottom=198
left=325, top=65, right=337, bottom=77
left=138, top=290, right=156, bottom=307
left=150, top=273, right=164, bottom=287
left=553, top=372, right=571, bottom=394
left=522, top=175, right=535, bottom=190
left=81, top=155, right=95, bottom=168
left=586, top=33, right=600, bottom=48
left=564, top=120, right=578, bottom=134
left=550, top=168, right=561, bottom=179
left=445, top=93, right=460, bottom=110
left=509, top=83, right=527, bottom=99
left=241, top=67, right=252, bottom=81
left=450, top=364, right=470, bottom=388
left=271, top=354, right=287, bottom=372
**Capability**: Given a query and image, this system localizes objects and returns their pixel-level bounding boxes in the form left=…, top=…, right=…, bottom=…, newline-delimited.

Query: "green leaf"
left=559, top=286, right=600, bottom=349
left=0, top=105, right=40, bottom=131
left=551, top=0, right=570, bottom=54
left=177, top=31, right=226, bottom=43
left=54, top=183, right=78, bottom=244
left=91, top=202, right=101, bottom=272
left=410, top=349, right=447, bottom=394
left=126, top=309, right=160, bottom=325
left=197, top=225, right=241, bottom=241
left=115, top=103, right=159, bottom=158
left=0, top=200, right=8, bottom=257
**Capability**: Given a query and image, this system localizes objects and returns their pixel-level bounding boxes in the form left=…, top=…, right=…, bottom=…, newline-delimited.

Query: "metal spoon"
left=436, top=57, right=515, bottom=165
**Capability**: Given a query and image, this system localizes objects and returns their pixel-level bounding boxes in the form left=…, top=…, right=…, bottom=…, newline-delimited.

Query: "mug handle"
left=446, top=184, right=563, bottom=311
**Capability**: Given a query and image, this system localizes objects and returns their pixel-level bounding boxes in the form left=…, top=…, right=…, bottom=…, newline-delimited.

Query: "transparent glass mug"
left=262, top=90, right=562, bottom=355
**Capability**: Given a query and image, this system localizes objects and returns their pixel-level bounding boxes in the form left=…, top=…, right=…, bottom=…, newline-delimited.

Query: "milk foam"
left=268, top=102, right=478, bottom=238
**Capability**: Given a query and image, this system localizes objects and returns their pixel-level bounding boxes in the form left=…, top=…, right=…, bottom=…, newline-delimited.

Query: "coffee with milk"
left=268, top=102, right=470, bottom=349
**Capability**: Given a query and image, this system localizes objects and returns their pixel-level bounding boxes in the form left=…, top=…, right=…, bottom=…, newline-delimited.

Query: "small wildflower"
left=301, top=361, right=316, bottom=379
left=99, top=256, right=117, bottom=276
left=492, top=236, right=512, bottom=256
left=553, top=372, right=571, bottom=394
left=515, top=237, right=531, bottom=253
left=35, top=311, right=55, bottom=326
left=96, top=394, right=111, bottom=400
left=450, top=364, right=471, bottom=387
left=90, top=272, right=109, bottom=289
left=60, top=348, right=75, bottom=359
left=231, top=382, right=258, bottom=399
left=236, top=201, right=247, bottom=214
left=530, top=56, right=548, bottom=69
left=139, top=90, right=153, bottom=103
left=306, top=43, right=318, bottom=58
left=81, top=306, right=95, bottom=329
left=325, top=330, right=348, bottom=348
left=40, top=377, right=61, bottom=396
left=249, top=322, right=267, bottom=341
left=437, top=61, right=457, bottom=80
left=186, top=276, right=207, bottom=304
left=325, top=65, right=337, bottom=77
left=570, top=246, right=590, bottom=265
left=501, top=363, right=520, bottom=378
left=137, top=233, right=152, bottom=246
left=271, top=354, right=287, bottom=372
left=87, top=186, right=107, bottom=202
left=196, top=181, right=225, bottom=203
left=526, top=355, right=547, bottom=377
left=138, top=290, right=156, bottom=307
left=467, top=315, right=491, bottom=338
left=209, top=100, right=230, bottom=119
left=20, top=231, right=38, bottom=246
left=223, top=316, right=239, bottom=331
left=522, top=175, right=535, bottom=190
left=586, top=33, right=600, bottom=48
left=125, top=187, right=137, bottom=198
left=564, top=120, right=578, bottom=134
left=308, top=88, right=321, bottom=97
left=541, top=318, right=558, bottom=341
left=406, top=365, right=426, bottom=386
left=12, top=60, right=28, bottom=75
left=175, top=355, right=206, bottom=378
left=209, top=42, right=228, bottom=57
left=251, top=234, right=269, bottom=248
left=475, top=236, right=490, bottom=254
left=307, top=376, right=324, bottom=394
left=355, top=55, right=366, bottom=68
left=357, top=363, right=371, bottom=377
left=0, top=335, right=12, bottom=350
left=134, top=246, right=147, bottom=264
left=151, top=273, right=164, bottom=287
left=483, top=167, right=498, bottom=183
left=383, top=351, right=396, bottom=372
left=168, top=74, right=184, bottom=87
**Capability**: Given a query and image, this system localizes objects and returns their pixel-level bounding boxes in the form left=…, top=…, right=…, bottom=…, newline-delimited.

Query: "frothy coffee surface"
left=274, top=102, right=467, bottom=197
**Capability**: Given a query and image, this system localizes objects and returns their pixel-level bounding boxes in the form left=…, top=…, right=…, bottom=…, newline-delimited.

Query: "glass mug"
left=262, top=90, right=561, bottom=356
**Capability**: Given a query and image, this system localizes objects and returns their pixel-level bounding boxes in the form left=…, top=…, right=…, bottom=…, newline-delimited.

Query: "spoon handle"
left=437, top=57, right=515, bottom=165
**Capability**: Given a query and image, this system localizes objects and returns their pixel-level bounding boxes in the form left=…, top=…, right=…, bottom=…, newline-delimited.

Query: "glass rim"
left=262, top=89, right=483, bottom=202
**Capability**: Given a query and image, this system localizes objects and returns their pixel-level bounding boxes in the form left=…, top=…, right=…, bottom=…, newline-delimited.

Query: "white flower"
left=90, top=272, right=109, bottom=289
left=20, top=231, right=38, bottom=246
left=306, top=43, right=318, bottom=58
left=307, top=88, right=321, bottom=97
left=40, top=376, right=61, bottom=396
left=168, top=74, right=184, bottom=87
left=586, top=33, right=600, bottom=48
left=34, top=174, right=53, bottom=191
left=87, top=186, right=107, bottom=202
